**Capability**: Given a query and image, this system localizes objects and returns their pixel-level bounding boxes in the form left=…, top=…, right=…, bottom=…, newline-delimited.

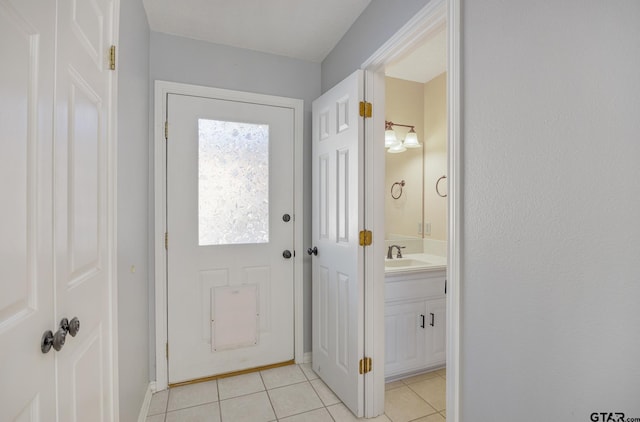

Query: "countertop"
left=384, top=253, right=447, bottom=274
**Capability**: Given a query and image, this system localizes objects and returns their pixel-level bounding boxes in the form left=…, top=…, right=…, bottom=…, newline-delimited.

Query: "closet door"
left=0, top=0, right=57, bottom=419
left=53, top=0, right=117, bottom=420
left=0, top=0, right=118, bottom=420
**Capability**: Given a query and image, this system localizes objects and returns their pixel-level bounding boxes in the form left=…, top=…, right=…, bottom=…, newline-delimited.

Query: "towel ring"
left=391, top=180, right=405, bottom=199
left=436, top=175, right=447, bottom=198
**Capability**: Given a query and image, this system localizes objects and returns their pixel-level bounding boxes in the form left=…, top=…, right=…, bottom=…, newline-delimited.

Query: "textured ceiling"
left=142, top=0, right=372, bottom=63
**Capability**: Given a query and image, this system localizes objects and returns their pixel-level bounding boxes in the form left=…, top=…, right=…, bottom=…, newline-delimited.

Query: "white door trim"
left=360, top=0, right=461, bottom=420
left=153, top=80, right=304, bottom=390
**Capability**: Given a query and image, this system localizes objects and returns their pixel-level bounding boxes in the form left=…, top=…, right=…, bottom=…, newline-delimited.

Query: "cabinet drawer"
left=385, top=270, right=446, bottom=302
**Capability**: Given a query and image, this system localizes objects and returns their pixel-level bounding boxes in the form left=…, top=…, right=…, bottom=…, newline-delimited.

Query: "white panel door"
left=311, top=70, right=365, bottom=416
left=53, top=0, right=116, bottom=420
left=0, top=0, right=56, bottom=419
left=166, top=93, right=295, bottom=384
left=1, top=0, right=116, bottom=420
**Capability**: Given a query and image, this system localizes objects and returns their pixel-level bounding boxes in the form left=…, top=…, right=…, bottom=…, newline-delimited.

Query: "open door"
left=310, top=70, right=367, bottom=417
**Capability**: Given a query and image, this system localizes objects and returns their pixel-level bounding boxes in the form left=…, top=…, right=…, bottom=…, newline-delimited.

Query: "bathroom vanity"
left=385, top=254, right=446, bottom=380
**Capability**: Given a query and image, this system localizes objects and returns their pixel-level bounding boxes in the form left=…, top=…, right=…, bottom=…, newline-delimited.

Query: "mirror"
left=384, top=25, right=448, bottom=252
left=384, top=73, right=448, bottom=247
left=385, top=76, right=424, bottom=242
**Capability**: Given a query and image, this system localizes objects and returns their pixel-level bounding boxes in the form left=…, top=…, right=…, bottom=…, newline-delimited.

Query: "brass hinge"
left=166, top=343, right=169, bottom=359
left=359, top=101, right=372, bottom=118
left=359, top=357, right=372, bottom=374
left=359, top=230, right=372, bottom=246
left=109, top=45, right=116, bottom=70
left=165, top=232, right=168, bottom=250
left=164, top=121, right=168, bottom=140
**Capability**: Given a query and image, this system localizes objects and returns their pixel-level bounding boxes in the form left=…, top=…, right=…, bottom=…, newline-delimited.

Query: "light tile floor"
left=147, top=365, right=446, bottom=422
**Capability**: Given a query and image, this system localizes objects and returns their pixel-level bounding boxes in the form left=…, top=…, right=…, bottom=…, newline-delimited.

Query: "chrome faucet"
left=387, top=245, right=405, bottom=259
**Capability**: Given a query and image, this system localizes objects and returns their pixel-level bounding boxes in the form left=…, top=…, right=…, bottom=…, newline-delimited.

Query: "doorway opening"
left=361, top=0, right=460, bottom=419
left=382, top=19, right=448, bottom=400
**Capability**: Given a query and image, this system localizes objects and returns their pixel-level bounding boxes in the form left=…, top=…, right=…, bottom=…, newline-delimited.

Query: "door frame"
left=360, top=0, right=461, bottom=419
left=153, top=81, right=304, bottom=390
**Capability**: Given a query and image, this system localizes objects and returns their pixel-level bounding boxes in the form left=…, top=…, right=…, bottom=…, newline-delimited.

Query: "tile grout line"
left=260, top=369, right=280, bottom=421
left=216, top=379, right=222, bottom=422
left=402, top=383, right=441, bottom=419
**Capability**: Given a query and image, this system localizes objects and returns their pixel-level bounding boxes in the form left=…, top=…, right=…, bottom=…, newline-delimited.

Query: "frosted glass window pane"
left=198, top=119, right=269, bottom=245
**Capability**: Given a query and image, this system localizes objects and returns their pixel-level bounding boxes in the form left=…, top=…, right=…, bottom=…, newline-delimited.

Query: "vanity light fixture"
left=385, top=120, right=422, bottom=153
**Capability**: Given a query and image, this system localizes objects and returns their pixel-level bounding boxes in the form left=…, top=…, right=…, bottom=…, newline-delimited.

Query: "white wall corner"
left=303, top=352, right=313, bottom=364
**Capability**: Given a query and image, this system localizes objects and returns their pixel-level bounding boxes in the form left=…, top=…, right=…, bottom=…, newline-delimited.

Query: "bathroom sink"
left=385, top=259, right=430, bottom=268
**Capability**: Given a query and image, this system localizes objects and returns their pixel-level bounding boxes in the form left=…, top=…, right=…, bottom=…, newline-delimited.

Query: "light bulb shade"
left=387, top=142, right=406, bottom=153
left=384, top=129, right=398, bottom=147
left=403, top=130, right=421, bottom=148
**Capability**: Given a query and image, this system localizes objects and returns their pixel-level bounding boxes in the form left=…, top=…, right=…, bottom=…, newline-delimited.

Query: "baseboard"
left=303, top=352, right=312, bottom=364
left=137, top=381, right=156, bottom=422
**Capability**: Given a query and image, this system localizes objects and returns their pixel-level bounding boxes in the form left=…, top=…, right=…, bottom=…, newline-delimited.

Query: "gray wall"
left=325, top=0, right=640, bottom=420
left=461, top=1, right=640, bottom=419
left=321, top=0, right=429, bottom=92
left=148, top=32, right=322, bottom=369
left=117, top=0, right=150, bottom=420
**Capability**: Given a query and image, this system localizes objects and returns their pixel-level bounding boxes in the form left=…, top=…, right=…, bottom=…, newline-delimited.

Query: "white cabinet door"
left=384, top=301, right=426, bottom=377
left=425, top=298, right=446, bottom=366
left=311, top=70, right=365, bottom=416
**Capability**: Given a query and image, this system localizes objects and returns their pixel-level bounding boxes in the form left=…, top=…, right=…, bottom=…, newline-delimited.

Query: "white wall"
left=461, top=1, right=640, bottom=419
left=321, top=0, right=430, bottom=92
left=148, top=32, right=321, bottom=369
left=117, top=0, right=151, bottom=419
left=423, top=72, right=447, bottom=241
left=325, top=0, right=640, bottom=420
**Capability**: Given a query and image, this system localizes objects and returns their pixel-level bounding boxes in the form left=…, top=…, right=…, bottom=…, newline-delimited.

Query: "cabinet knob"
left=430, top=312, right=435, bottom=327
left=420, top=314, right=425, bottom=329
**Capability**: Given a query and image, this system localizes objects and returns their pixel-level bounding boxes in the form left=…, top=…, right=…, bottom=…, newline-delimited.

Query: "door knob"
left=41, top=330, right=54, bottom=354
left=68, top=317, right=80, bottom=337
left=282, top=250, right=292, bottom=259
left=52, top=328, right=67, bottom=351
left=59, top=317, right=80, bottom=337
left=41, top=328, right=68, bottom=353
left=307, top=247, right=318, bottom=256
left=282, top=213, right=291, bottom=222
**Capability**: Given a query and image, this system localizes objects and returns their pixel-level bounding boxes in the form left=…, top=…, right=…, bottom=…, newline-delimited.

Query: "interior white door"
left=53, top=0, right=116, bottom=420
left=0, top=0, right=57, bottom=419
left=166, top=92, right=295, bottom=384
left=311, top=70, right=366, bottom=416
left=1, top=0, right=116, bottom=420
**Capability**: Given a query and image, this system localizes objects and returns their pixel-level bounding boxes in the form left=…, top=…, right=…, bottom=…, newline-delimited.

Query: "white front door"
left=166, top=92, right=296, bottom=384
left=0, top=0, right=117, bottom=419
left=311, top=70, right=366, bottom=416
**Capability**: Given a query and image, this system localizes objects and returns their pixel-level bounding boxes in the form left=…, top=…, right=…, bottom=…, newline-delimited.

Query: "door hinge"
left=359, top=357, right=372, bottom=374
left=166, top=342, right=169, bottom=359
left=165, top=232, right=168, bottom=250
left=359, top=101, right=372, bottom=118
left=164, top=121, right=168, bottom=140
left=109, top=45, right=116, bottom=70
left=359, top=230, right=372, bottom=246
